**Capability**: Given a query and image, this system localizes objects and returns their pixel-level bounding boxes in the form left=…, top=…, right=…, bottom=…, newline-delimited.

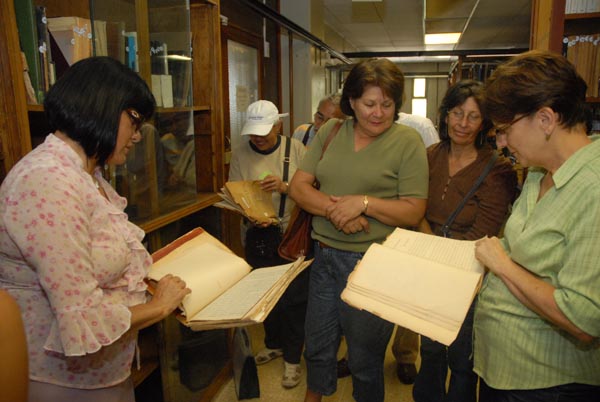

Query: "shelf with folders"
left=562, top=13, right=600, bottom=101
left=448, top=56, right=506, bottom=84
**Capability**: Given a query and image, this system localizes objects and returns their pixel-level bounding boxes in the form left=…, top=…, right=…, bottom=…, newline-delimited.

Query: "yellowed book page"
left=342, top=243, right=482, bottom=345
left=383, top=228, right=484, bottom=274
left=149, top=241, right=250, bottom=318
left=190, top=262, right=293, bottom=321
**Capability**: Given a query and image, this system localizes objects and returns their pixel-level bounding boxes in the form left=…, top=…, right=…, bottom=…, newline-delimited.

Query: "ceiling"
left=322, top=0, right=532, bottom=57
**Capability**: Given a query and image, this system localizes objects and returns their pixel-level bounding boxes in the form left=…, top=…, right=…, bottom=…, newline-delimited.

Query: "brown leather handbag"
left=278, top=119, right=343, bottom=261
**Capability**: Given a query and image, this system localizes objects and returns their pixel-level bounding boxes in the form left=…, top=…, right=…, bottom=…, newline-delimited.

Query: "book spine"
left=14, top=0, right=43, bottom=103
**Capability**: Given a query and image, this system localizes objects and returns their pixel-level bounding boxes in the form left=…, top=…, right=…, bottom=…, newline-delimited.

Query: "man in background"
left=397, top=111, right=439, bottom=148
left=292, top=94, right=344, bottom=146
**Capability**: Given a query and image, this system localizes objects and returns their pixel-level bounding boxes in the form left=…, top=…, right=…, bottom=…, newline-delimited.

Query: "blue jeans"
left=304, top=243, right=394, bottom=402
left=479, top=380, right=600, bottom=402
left=413, top=302, right=478, bottom=402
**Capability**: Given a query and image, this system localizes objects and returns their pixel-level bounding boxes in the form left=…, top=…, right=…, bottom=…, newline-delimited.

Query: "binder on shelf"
left=160, top=74, right=174, bottom=108
left=35, top=6, right=55, bottom=92
left=105, top=21, right=126, bottom=64
left=14, top=0, right=43, bottom=103
left=151, top=75, right=163, bottom=107
left=124, top=31, right=139, bottom=72
left=20, top=52, right=38, bottom=105
left=150, top=40, right=169, bottom=75
left=47, top=16, right=93, bottom=76
left=92, top=20, right=108, bottom=57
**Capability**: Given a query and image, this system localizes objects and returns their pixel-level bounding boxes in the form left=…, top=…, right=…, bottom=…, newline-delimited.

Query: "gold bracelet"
left=362, top=195, right=369, bottom=214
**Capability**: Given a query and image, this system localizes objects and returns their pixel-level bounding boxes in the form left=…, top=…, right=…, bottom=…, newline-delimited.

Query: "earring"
left=545, top=131, right=552, bottom=141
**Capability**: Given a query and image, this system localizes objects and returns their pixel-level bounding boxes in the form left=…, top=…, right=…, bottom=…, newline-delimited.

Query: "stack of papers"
left=215, top=180, right=278, bottom=225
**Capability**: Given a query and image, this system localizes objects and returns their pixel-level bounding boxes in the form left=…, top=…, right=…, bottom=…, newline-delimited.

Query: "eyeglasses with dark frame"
left=493, top=113, right=529, bottom=136
left=125, top=109, right=144, bottom=132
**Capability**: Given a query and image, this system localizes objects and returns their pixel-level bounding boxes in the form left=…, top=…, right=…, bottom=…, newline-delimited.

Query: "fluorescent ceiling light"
left=425, top=33, right=461, bottom=45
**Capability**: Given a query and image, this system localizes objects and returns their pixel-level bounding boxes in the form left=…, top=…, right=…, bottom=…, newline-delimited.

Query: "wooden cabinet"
left=1, top=0, right=225, bottom=238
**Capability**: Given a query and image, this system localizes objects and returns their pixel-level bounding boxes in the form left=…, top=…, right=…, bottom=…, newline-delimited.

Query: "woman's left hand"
left=260, top=175, right=286, bottom=193
left=325, top=195, right=364, bottom=229
left=474, top=236, right=511, bottom=275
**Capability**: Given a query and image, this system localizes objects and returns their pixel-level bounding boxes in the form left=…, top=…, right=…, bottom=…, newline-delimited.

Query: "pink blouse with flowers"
left=0, top=134, right=151, bottom=389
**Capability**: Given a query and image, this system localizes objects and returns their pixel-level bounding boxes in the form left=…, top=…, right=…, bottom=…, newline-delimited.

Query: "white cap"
left=241, top=100, right=289, bottom=136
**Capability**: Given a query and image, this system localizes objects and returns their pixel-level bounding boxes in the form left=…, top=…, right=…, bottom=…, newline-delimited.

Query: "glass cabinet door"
left=90, top=0, right=198, bottom=225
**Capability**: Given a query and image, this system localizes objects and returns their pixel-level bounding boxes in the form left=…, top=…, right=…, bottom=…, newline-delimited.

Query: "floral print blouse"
left=0, top=134, right=151, bottom=389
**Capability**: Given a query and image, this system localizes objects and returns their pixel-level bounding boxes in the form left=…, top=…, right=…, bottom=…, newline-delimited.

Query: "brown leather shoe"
left=396, top=363, right=417, bottom=384
left=336, top=358, right=351, bottom=378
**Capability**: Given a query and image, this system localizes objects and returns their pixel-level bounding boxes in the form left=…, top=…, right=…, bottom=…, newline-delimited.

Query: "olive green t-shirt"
left=299, top=118, right=428, bottom=252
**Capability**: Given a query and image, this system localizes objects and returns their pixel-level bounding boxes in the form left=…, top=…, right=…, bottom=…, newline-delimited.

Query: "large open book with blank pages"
left=341, top=228, right=484, bottom=345
left=148, top=228, right=310, bottom=331
left=214, top=181, right=278, bottom=225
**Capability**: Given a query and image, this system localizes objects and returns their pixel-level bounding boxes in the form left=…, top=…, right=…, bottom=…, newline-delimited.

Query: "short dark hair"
left=484, top=50, right=588, bottom=130
left=438, top=79, right=492, bottom=149
left=44, top=56, right=155, bottom=166
left=340, top=58, right=405, bottom=121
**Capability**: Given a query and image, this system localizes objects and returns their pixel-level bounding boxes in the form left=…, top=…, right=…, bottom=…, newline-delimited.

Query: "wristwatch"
left=362, top=195, right=369, bottom=214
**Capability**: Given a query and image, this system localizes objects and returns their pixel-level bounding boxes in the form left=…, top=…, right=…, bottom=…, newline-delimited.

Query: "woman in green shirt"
left=290, top=58, right=428, bottom=402
left=474, top=50, right=600, bottom=401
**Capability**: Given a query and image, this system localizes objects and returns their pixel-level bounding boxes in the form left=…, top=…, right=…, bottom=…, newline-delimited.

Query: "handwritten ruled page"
left=191, top=264, right=292, bottom=321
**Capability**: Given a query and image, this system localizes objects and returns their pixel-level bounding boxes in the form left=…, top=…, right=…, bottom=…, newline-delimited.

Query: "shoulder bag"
left=278, top=119, right=343, bottom=261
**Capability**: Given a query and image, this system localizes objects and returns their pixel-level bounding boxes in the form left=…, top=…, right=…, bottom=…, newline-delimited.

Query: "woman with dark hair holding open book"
left=0, top=57, right=190, bottom=402
left=412, top=80, right=517, bottom=402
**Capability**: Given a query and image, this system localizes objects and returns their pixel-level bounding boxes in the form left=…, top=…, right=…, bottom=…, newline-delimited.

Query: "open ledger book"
left=148, top=228, right=311, bottom=331
left=214, top=180, right=278, bottom=225
left=341, top=228, right=484, bottom=346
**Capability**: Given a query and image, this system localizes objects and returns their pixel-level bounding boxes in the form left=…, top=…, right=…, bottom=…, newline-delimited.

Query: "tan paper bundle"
left=215, top=180, right=278, bottom=225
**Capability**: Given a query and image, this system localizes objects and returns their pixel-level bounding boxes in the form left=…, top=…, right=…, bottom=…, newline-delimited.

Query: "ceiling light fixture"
left=424, top=33, right=461, bottom=45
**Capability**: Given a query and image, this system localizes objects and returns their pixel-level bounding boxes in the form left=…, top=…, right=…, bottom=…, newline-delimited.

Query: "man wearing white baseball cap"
left=229, top=100, right=308, bottom=389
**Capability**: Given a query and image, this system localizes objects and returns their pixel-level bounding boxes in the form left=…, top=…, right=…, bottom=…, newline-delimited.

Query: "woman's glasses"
left=125, top=109, right=144, bottom=132
left=493, top=114, right=529, bottom=136
left=448, top=109, right=482, bottom=124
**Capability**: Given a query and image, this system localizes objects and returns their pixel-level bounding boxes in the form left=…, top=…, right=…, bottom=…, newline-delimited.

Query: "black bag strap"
left=302, top=124, right=313, bottom=145
left=278, top=136, right=292, bottom=219
left=440, top=152, right=498, bottom=237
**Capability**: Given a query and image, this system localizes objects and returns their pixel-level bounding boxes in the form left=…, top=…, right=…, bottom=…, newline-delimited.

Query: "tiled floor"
left=213, top=325, right=416, bottom=402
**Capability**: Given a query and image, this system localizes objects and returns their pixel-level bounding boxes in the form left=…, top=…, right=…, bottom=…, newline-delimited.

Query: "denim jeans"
left=479, top=380, right=600, bottom=402
left=413, top=302, right=478, bottom=402
left=304, top=243, right=394, bottom=402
